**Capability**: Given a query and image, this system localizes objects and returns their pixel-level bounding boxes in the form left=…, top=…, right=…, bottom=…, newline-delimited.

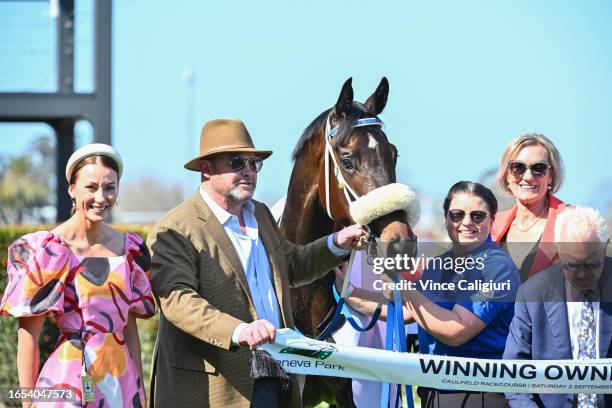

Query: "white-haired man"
left=504, top=206, right=611, bottom=407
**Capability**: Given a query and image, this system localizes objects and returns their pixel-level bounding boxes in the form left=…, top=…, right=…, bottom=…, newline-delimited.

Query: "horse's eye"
left=341, top=157, right=353, bottom=170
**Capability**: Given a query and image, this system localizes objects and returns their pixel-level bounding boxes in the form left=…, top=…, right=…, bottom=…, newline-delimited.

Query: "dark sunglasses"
left=447, top=209, right=488, bottom=225
left=228, top=156, right=263, bottom=173
left=508, top=160, right=551, bottom=178
left=562, top=260, right=602, bottom=272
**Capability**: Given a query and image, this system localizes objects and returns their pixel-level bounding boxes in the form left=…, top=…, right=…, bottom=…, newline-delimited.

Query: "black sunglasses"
left=508, top=160, right=551, bottom=178
left=562, top=260, right=602, bottom=272
left=228, top=156, right=263, bottom=173
left=447, top=209, right=488, bottom=225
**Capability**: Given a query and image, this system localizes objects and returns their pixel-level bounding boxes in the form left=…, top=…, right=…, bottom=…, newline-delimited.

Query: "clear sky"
left=1, top=0, right=611, bottom=216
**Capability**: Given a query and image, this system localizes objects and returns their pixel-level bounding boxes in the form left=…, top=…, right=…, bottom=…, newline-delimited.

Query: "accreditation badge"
left=81, top=375, right=95, bottom=402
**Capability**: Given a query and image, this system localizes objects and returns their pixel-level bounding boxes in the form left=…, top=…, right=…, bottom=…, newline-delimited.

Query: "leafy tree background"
left=0, top=135, right=54, bottom=225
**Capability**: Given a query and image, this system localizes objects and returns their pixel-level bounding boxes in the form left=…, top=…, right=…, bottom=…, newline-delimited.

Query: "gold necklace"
left=512, top=206, right=548, bottom=232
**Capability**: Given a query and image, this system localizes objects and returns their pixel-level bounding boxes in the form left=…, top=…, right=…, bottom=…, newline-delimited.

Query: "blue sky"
left=1, top=0, right=611, bottom=216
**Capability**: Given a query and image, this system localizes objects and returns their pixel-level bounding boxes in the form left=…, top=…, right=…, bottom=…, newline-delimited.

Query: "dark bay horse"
left=280, top=77, right=417, bottom=408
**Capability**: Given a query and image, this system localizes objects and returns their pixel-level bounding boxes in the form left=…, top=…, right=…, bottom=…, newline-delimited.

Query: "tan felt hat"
left=184, top=119, right=273, bottom=171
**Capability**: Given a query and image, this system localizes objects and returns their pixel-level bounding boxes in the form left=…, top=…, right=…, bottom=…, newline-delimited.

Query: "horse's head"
left=283, top=77, right=419, bottom=341
left=317, top=77, right=417, bottom=257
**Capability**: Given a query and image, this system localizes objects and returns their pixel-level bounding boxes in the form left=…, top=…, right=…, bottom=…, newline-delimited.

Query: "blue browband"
left=326, top=117, right=383, bottom=138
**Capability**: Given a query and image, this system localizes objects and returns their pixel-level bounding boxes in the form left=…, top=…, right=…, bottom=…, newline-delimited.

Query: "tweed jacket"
left=147, top=191, right=343, bottom=408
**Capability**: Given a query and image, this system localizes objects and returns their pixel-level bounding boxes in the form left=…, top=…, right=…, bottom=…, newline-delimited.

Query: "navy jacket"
left=503, top=258, right=612, bottom=407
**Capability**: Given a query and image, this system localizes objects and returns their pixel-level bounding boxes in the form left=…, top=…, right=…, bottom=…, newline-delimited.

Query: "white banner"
left=263, top=329, right=612, bottom=394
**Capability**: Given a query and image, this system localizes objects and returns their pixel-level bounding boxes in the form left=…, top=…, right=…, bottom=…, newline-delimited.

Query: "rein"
left=316, top=115, right=411, bottom=342
left=315, top=235, right=415, bottom=408
left=318, top=116, right=416, bottom=407
left=315, top=234, right=384, bottom=341
left=323, top=114, right=383, bottom=220
left=383, top=278, right=413, bottom=408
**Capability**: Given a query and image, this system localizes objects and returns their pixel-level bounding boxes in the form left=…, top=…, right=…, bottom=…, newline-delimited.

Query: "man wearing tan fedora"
left=147, top=119, right=365, bottom=408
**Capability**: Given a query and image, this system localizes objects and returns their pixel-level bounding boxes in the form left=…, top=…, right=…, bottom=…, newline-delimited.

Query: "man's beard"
left=225, top=182, right=255, bottom=202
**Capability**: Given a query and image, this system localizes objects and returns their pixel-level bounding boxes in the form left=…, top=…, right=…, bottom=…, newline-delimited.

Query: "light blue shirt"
left=199, top=188, right=348, bottom=343
left=200, top=188, right=282, bottom=330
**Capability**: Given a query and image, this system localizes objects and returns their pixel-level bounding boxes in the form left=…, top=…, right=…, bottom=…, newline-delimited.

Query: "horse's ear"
left=335, top=77, right=354, bottom=116
left=364, top=77, right=389, bottom=115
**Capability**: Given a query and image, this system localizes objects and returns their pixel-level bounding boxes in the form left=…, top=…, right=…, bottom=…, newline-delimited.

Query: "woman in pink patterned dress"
left=0, top=144, right=155, bottom=408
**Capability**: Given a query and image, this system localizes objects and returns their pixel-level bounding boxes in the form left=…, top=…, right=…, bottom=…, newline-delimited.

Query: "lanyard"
left=381, top=283, right=415, bottom=408
left=80, top=331, right=95, bottom=403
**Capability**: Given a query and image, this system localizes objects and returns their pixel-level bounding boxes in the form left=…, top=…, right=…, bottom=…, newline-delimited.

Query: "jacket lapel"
left=490, top=206, right=516, bottom=242
left=599, top=262, right=612, bottom=358
left=543, top=266, right=572, bottom=359
left=254, top=203, right=289, bottom=327
left=530, top=194, right=567, bottom=277
left=189, top=191, right=255, bottom=307
left=600, top=303, right=612, bottom=359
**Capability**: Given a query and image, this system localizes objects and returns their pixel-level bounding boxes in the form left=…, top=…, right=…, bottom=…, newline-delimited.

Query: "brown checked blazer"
left=147, top=191, right=343, bottom=408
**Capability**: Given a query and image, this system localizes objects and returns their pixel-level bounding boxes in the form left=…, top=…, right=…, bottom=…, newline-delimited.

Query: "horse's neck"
left=281, top=141, right=333, bottom=244
left=283, top=187, right=332, bottom=245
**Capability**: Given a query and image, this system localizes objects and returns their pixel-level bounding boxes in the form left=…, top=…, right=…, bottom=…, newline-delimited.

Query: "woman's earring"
left=547, top=184, right=552, bottom=190
left=71, top=197, right=76, bottom=207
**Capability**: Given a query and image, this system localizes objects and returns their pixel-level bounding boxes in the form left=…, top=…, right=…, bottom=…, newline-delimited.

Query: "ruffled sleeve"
left=1, top=231, right=72, bottom=318
left=125, top=232, right=155, bottom=319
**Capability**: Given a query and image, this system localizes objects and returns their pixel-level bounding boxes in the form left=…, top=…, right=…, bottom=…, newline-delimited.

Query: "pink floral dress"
left=0, top=231, right=156, bottom=407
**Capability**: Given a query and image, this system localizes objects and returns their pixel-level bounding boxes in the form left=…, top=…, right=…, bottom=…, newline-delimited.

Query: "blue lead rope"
left=316, top=289, right=382, bottom=341
left=321, top=253, right=414, bottom=408
left=332, top=284, right=383, bottom=332
left=316, top=295, right=344, bottom=340
left=318, top=250, right=381, bottom=340
left=381, top=288, right=415, bottom=408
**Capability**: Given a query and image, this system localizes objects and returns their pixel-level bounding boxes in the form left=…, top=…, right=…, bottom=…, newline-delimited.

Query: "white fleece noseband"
left=349, top=183, right=420, bottom=227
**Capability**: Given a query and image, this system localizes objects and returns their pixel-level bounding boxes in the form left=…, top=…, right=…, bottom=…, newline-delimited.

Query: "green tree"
left=0, top=135, right=55, bottom=225
left=0, top=155, right=50, bottom=224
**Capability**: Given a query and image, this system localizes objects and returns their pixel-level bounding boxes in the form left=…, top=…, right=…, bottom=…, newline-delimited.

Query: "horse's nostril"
left=393, top=240, right=403, bottom=253
left=376, top=238, right=417, bottom=259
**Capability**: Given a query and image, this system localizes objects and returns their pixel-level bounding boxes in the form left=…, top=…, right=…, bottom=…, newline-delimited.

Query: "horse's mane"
left=291, top=103, right=383, bottom=162
left=291, top=109, right=330, bottom=161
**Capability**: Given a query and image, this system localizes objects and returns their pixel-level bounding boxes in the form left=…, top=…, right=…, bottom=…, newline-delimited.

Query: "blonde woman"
left=491, top=133, right=570, bottom=281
